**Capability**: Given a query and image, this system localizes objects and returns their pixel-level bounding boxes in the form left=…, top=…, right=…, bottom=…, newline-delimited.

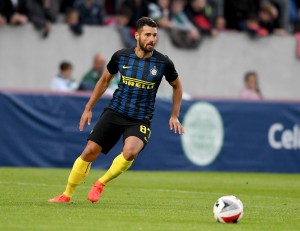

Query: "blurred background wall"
left=0, top=24, right=299, bottom=99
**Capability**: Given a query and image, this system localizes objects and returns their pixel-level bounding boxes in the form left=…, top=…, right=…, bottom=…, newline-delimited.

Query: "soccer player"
left=48, top=17, right=184, bottom=203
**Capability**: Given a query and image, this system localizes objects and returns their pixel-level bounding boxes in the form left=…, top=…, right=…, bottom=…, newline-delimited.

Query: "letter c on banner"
left=268, top=123, right=283, bottom=149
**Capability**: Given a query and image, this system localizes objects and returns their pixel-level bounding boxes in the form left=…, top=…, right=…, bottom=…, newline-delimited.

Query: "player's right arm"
left=79, top=69, right=114, bottom=131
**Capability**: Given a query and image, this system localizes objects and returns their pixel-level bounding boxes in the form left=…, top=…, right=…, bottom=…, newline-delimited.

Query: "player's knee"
left=122, top=146, right=139, bottom=161
left=81, top=142, right=101, bottom=162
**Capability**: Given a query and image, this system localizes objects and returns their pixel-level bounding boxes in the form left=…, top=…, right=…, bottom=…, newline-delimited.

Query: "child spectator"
left=65, top=8, right=83, bottom=35
left=240, top=71, right=263, bottom=100
left=51, top=61, right=78, bottom=91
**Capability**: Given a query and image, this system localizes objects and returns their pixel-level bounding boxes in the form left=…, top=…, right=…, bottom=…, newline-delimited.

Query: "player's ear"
left=135, top=31, right=139, bottom=40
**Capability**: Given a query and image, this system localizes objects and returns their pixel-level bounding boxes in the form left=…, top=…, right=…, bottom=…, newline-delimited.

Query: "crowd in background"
left=1, top=0, right=300, bottom=46
left=1, top=0, right=299, bottom=99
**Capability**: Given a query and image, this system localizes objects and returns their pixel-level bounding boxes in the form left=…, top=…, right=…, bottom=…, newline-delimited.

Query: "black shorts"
left=88, top=109, right=151, bottom=154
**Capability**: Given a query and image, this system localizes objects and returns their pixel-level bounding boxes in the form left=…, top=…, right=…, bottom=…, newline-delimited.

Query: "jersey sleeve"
left=107, top=51, right=119, bottom=75
left=164, top=56, right=178, bottom=83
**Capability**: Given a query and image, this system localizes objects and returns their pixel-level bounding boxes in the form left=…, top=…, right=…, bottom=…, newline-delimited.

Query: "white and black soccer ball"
left=213, top=195, right=244, bottom=223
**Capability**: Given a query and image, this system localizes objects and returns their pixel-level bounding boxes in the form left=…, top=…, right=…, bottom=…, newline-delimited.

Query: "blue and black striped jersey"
left=106, top=48, right=178, bottom=123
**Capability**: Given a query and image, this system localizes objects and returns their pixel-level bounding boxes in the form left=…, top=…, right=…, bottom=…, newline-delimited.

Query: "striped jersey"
left=106, top=48, right=178, bottom=123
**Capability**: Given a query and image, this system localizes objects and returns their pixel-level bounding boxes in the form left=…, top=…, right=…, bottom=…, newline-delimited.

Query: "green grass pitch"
left=0, top=168, right=299, bottom=231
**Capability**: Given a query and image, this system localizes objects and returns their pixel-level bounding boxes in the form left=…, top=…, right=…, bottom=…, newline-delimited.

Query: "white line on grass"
left=0, top=181, right=297, bottom=200
left=0, top=181, right=212, bottom=195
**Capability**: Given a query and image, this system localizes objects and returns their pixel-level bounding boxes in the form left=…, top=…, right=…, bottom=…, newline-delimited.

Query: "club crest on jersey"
left=150, top=66, right=158, bottom=76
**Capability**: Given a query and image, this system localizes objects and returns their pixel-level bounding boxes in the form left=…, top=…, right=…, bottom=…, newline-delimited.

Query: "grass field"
left=0, top=168, right=299, bottom=231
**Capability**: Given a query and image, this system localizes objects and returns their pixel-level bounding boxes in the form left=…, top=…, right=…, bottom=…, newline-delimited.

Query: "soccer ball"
left=213, top=195, right=244, bottom=223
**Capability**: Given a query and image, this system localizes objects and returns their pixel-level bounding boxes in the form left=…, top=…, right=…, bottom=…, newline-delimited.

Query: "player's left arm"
left=169, top=77, right=184, bottom=135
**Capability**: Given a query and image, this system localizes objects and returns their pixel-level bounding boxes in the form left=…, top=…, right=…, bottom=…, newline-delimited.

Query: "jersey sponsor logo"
left=121, top=75, right=155, bottom=89
left=123, top=65, right=132, bottom=69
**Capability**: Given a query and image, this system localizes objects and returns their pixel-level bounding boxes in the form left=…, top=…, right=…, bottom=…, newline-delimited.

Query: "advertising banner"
left=1, top=92, right=299, bottom=173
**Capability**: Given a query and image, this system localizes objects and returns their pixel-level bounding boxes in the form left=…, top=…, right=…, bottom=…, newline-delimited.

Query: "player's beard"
left=139, top=38, right=155, bottom=54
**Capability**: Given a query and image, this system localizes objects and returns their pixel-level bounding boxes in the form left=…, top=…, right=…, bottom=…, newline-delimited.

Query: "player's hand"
left=79, top=109, right=92, bottom=131
left=169, top=116, right=184, bottom=135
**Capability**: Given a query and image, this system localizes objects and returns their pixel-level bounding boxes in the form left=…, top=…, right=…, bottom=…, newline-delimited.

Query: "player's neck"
left=134, top=47, right=153, bottom=59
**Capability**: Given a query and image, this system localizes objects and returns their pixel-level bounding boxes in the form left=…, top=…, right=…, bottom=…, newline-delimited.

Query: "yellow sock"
left=63, top=157, right=91, bottom=197
left=99, top=153, right=133, bottom=185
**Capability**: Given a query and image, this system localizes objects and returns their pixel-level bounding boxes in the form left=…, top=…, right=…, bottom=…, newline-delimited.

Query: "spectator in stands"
left=51, top=61, right=78, bottom=91
left=114, top=0, right=150, bottom=48
left=119, top=0, right=150, bottom=27
left=215, top=15, right=226, bottom=31
left=27, top=0, right=60, bottom=38
left=242, top=1, right=285, bottom=37
left=184, top=0, right=219, bottom=37
left=78, top=54, right=105, bottom=91
left=0, top=15, right=6, bottom=27
left=72, top=0, right=104, bottom=25
left=65, top=8, right=83, bottom=35
left=114, top=7, right=136, bottom=48
left=148, top=0, right=172, bottom=29
left=60, top=0, right=75, bottom=13
left=78, top=54, right=118, bottom=94
left=224, top=0, right=259, bottom=30
left=0, top=0, right=29, bottom=26
left=240, top=71, right=263, bottom=100
left=169, top=0, right=201, bottom=48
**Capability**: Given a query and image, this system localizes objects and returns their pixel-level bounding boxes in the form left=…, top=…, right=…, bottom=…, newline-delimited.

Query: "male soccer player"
left=48, top=17, right=184, bottom=203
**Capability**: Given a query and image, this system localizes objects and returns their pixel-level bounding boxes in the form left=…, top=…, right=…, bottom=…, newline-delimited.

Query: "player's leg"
left=63, top=141, right=102, bottom=196
left=88, top=123, right=151, bottom=203
left=48, top=109, right=119, bottom=203
left=88, top=137, right=143, bottom=203
left=48, top=141, right=102, bottom=203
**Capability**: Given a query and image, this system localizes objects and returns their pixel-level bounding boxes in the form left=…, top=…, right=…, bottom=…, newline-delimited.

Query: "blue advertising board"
left=0, top=91, right=300, bottom=173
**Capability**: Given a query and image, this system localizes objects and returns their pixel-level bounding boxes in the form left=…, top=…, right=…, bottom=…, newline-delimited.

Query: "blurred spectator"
left=51, top=61, right=78, bottom=91
left=0, top=15, right=6, bottom=27
left=78, top=53, right=119, bottom=93
left=0, top=0, right=29, bottom=26
left=242, top=2, right=285, bottom=37
left=73, top=0, right=105, bottom=25
left=149, top=0, right=172, bottom=29
left=184, top=0, right=219, bottom=36
left=113, top=0, right=150, bottom=48
left=169, top=0, right=201, bottom=48
left=240, top=71, right=263, bottom=100
left=267, top=0, right=289, bottom=32
left=60, top=0, right=75, bottom=13
left=27, top=0, right=60, bottom=38
left=215, top=15, right=226, bottom=31
left=78, top=53, right=105, bottom=91
left=104, top=0, right=119, bottom=16
left=112, top=6, right=136, bottom=48
left=224, top=0, right=259, bottom=30
left=292, top=0, right=300, bottom=32
left=65, top=8, right=83, bottom=35
left=259, top=1, right=285, bottom=35
left=119, top=0, right=150, bottom=27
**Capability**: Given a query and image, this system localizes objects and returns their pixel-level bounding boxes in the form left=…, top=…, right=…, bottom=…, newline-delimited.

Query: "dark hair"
left=60, top=61, right=72, bottom=71
left=244, top=71, right=261, bottom=94
left=244, top=71, right=257, bottom=82
left=136, top=17, right=157, bottom=32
